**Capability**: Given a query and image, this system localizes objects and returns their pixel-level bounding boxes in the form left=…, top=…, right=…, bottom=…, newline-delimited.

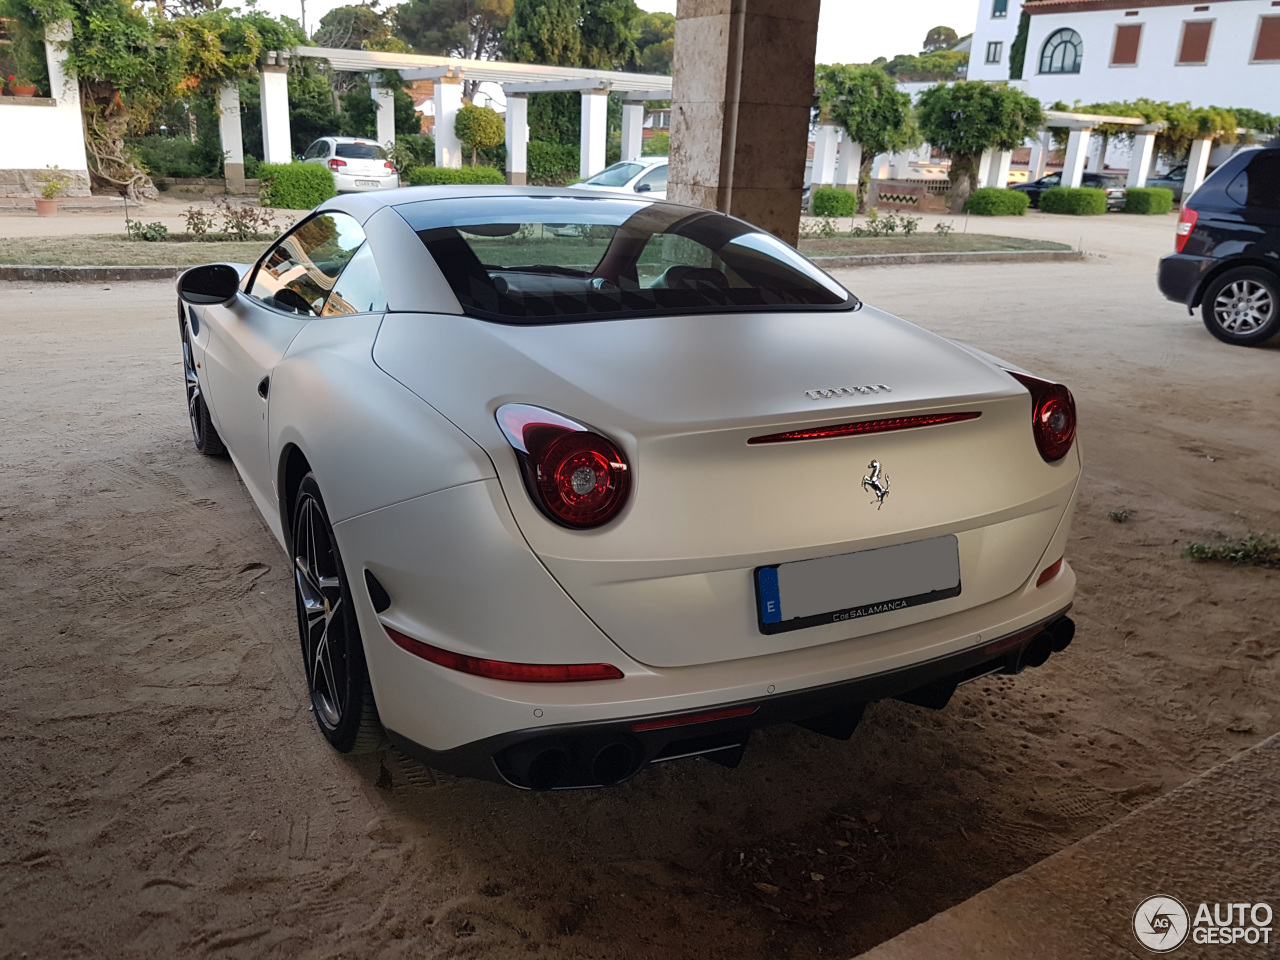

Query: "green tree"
left=579, top=0, right=638, bottom=70
left=916, top=81, right=1043, bottom=210
left=505, top=0, right=581, bottom=65
left=454, top=102, right=505, bottom=165
left=922, top=25, right=957, bottom=52
left=881, top=50, right=968, bottom=82
left=1009, top=10, right=1030, bottom=79
left=393, top=0, right=511, bottom=59
left=631, top=10, right=673, bottom=73
left=314, top=2, right=406, bottom=50
left=814, top=64, right=917, bottom=209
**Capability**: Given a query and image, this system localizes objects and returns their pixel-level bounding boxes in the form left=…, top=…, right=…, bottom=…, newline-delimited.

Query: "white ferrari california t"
left=176, top=187, right=1080, bottom=790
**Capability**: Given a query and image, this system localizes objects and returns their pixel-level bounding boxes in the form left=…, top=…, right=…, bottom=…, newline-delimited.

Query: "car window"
left=400, top=195, right=852, bottom=323
left=335, top=142, right=387, bottom=160
left=1237, top=153, right=1280, bottom=211
left=584, top=162, right=645, bottom=187
left=322, top=243, right=388, bottom=315
left=248, top=213, right=368, bottom=316
left=635, top=165, right=668, bottom=193
left=303, top=141, right=327, bottom=160
left=1040, top=173, right=1061, bottom=186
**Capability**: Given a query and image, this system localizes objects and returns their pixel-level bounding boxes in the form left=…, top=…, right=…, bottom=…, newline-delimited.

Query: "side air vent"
left=364, top=570, right=392, bottom=613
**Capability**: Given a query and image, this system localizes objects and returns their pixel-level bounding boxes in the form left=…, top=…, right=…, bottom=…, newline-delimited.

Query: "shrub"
left=454, top=104, right=505, bottom=167
left=125, top=219, right=169, bottom=242
left=812, top=187, right=857, bottom=217
left=406, top=165, right=505, bottom=186
left=131, top=134, right=224, bottom=179
left=527, top=140, right=579, bottom=185
left=388, top=133, right=435, bottom=173
left=963, top=187, right=1030, bottom=216
left=1040, top=186, right=1107, bottom=216
left=1124, top=186, right=1175, bottom=215
left=259, top=162, right=336, bottom=209
left=643, top=131, right=669, bottom=156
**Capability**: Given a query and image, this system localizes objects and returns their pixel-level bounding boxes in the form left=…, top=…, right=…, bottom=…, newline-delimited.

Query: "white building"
left=970, top=0, right=1280, bottom=114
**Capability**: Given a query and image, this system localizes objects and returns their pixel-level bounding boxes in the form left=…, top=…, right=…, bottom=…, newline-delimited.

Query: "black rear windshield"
left=335, top=142, right=386, bottom=159
left=395, top=195, right=853, bottom=323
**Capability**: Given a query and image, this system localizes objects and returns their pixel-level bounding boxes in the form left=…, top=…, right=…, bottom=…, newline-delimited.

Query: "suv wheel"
left=1201, top=267, right=1279, bottom=346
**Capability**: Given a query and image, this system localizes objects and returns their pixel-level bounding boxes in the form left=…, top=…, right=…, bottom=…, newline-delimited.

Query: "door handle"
left=257, top=376, right=270, bottom=399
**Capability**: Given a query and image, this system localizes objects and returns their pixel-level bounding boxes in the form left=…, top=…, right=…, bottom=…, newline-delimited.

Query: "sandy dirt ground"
left=1, top=213, right=1278, bottom=960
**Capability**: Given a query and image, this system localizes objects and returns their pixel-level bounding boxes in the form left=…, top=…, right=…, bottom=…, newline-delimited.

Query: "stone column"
left=260, top=65, right=292, bottom=165
left=580, top=91, right=608, bottom=179
left=433, top=77, right=464, bottom=168
left=621, top=101, right=645, bottom=162
left=505, top=94, right=528, bottom=185
left=1061, top=128, right=1091, bottom=188
left=1183, top=137, right=1213, bottom=199
left=869, top=153, right=891, bottom=180
left=218, top=84, right=245, bottom=194
left=1028, top=131, right=1050, bottom=181
left=370, top=80, right=396, bottom=149
left=667, top=0, right=822, bottom=246
left=975, top=149, right=994, bottom=188
left=988, top=149, right=1013, bottom=188
left=835, top=140, right=861, bottom=191
left=811, top=123, right=839, bottom=186
left=1126, top=129, right=1158, bottom=188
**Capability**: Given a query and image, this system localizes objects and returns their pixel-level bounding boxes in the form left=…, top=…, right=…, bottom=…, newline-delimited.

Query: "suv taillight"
left=497, top=404, right=631, bottom=528
left=1175, top=206, right=1198, bottom=253
left=1010, top=373, right=1076, bottom=463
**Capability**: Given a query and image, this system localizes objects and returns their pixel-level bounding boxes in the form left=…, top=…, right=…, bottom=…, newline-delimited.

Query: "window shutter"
left=1254, top=16, right=1280, bottom=61
left=1177, top=21, right=1213, bottom=64
left=1111, top=24, right=1142, bottom=65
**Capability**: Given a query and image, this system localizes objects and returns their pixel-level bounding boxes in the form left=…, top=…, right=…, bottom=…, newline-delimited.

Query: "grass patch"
left=1182, top=534, right=1280, bottom=568
left=0, top=236, right=275, bottom=267
left=799, top=234, right=1072, bottom=256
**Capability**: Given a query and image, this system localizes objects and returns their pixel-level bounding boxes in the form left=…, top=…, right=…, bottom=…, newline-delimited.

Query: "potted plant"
left=7, top=74, right=38, bottom=97
left=35, top=166, right=72, bottom=217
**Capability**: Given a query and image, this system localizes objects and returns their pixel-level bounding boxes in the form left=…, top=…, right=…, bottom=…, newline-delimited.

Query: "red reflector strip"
left=981, top=625, right=1044, bottom=656
left=384, top=626, right=623, bottom=682
left=630, top=705, right=758, bottom=732
left=1036, top=557, right=1064, bottom=587
left=748, top=412, right=981, bottom=445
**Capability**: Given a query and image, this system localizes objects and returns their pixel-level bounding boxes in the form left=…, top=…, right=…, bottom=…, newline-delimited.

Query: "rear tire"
left=1200, top=267, right=1279, bottom=346
left=180, top=309, right=225, bottom=455
left=291, top=474, right=383, bottom=753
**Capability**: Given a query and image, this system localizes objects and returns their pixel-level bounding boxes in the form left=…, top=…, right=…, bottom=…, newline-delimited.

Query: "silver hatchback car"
left=300, top=137, right=399, bottom=193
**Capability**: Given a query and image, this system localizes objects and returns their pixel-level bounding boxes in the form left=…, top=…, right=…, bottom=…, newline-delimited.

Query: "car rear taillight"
left=384, top=625, right=623, bottom=681
left=1010, top=372, right=1076, bottom=462
left=1037, top=557, right=1064, bottom=587
left=497, top=403, right=631, bottom=528
left=384, top=161, right=396, bottom=171
left=1175, top=206, right=1198, bottom=253
left=328, top=158, right=346, bottom=171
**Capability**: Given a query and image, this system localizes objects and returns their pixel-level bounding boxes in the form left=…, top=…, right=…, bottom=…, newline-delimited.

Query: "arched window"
left=1039, top=29, right=1083, bottom=73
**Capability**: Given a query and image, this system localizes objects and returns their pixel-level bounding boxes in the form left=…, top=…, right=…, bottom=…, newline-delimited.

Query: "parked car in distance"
left=1012, top=171, right=1127, bottom=211
left=567, top=156, right=667, bottom=200
left=301, top=137, right=399, bottom=193
left=1146, top=164, right=1187, bottom=202
left=1158, top=140, right=1280, bottom=346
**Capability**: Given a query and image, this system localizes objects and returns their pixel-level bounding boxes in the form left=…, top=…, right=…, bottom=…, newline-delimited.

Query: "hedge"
left=527, top=140, right=579, bottom=185
left=258, top=162, right=336, bottom=209
left=812, top=187, right=856, bottom=217
left=1040, top=186, right=1107, bottom=216
left=1124, top=186, right=1175, bottom=215
left=963, top=187, right=1030, bottom=216
left=407, top=165, right=505, bottom=186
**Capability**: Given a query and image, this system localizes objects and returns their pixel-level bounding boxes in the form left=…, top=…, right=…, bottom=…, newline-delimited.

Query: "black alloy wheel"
left=291, top=474, right=382, bottom=753
left=180, top=307, right=225, bottom=455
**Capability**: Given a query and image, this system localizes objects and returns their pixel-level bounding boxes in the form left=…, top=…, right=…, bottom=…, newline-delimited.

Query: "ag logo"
left=1133, top=895, right=1190, bottom=953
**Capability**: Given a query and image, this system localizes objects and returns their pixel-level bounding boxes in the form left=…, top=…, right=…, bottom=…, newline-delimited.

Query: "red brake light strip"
left=385, top=625, right=623, bottom=682
left=631, top=705, right=758, bottom=732
left=748, top=412, right=980, bottom=445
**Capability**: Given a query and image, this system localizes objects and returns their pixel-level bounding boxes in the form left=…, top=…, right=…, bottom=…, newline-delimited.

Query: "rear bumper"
left=387, top=609, right=1075, bottom=789
left=334, top=173, right=399, bottom=192
left=1159, top=253, right=1211, bottom=306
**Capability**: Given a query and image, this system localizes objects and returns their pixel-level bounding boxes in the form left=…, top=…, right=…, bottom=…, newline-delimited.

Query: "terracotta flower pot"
left=35, top=198, right=58, bottom=217
left=9, top=85, right=38, bottom=97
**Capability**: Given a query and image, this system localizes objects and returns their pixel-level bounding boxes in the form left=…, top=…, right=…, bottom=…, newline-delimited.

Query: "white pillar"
left=889, top=151, right=911, bottom=179
left=1127, top=131, right=1157, bottom=188
left=433, top=78, right=464, bottom=168
left=260, top=66, right=292, bottom=165
left=580, top=91, right=608, bottom=179
left=835, top=140, right=861, bottom=191
left=621, top=101, right=645, bottom=162
left=1183, top=137, right=1213, bottom=200
left=1029, top=131, right=1051, bottom=181
left=505, top=93, right=529, bottom=185
left=811, top=123, right=839, bottom=186
left=370, top=80, right=396, bottom=149
left=1061, top=128, right=1091, bottom=188
left=41, top=20, right=89, bottom=194
left=988, top=149, right=1012, bottom=188
left=218, top=84, right=245, bottom=193
left=870, top=153, right=891, bottom=179
left=975, top=148, right=994, bottom=188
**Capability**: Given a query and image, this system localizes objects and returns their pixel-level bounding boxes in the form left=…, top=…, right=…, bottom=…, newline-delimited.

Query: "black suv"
left=1158, top=141, right=1280, bottom=346
left=1012, top=171, right=1127, bottom=210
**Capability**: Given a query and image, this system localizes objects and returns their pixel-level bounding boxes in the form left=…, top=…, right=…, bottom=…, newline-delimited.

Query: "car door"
left=199, top=212, right=369, bottom=515
left=633, top=163, right=668, bottom=200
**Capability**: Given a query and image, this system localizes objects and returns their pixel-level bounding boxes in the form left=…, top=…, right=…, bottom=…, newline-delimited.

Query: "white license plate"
left=755, top=535, right=961, bottom=635
left=356, top=179, right=380, bottom=187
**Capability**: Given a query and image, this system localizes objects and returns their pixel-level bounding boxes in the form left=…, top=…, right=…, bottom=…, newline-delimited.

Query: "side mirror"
left=634, top=182, right=652, bottom=194
left=178, top=263, right=240, bottom=305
